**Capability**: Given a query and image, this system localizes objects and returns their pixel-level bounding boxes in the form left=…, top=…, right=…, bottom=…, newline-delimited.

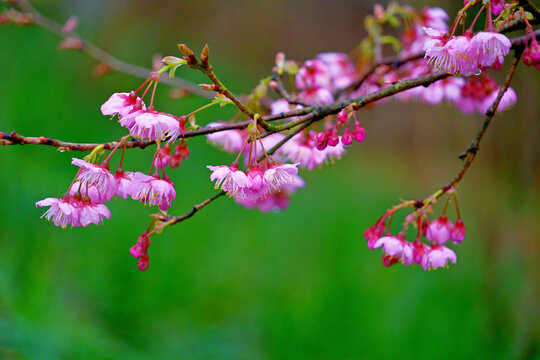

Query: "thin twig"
left=420, top=50, right=523, bottom=206
left=13, top=0, right=212, bottom=98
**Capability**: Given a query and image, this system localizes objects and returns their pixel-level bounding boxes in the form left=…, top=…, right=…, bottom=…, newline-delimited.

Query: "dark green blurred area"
left=1, top=1, right=539, bottom=359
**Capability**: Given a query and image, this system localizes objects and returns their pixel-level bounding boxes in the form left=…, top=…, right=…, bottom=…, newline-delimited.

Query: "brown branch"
left=13, top=0, right=212, bottom=98
left=164, top=190, right=225, bottom=225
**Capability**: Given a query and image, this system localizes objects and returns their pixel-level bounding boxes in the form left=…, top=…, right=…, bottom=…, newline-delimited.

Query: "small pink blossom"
left=263, top=163, right=299, bottom=193
left=413, top=242, right=431, bottom=265
left=523, top=38, right=540, bottom=70
left=119, top=110, right=181, bottom=142
left=238, top=174, right=305, bottom=212
left=295, top=59, right=332, bottom=90
left=374, top=235, right=414, bottom=266
left=129, top=172, right=176, bottom=211
left=206, top=122, right=247, bottom=153
left=101, top=92, right=144, bottom=118
left=75, top=201, right=111, bottom=227
left=72, top=158, right=116, bottom=200
left=315, top=52, right=356, bottom=90
left=491, top=0, right=506, bottom=15
left=421, top=245, right=457, bottom=270
left=426, top=215, right=453, bottom=245
left=467, top=31, right=511, bottom=68
left=114, top=170, right=133, bottom=199
left=451, top=218, right=466, bottom=244
left=207, top=164, right=251, bottom=200
left=424, top=28, right=477, bottom=76
left=36, top=197, right=79, bottom=228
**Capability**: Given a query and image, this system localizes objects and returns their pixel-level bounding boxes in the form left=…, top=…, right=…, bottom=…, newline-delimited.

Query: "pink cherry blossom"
left=413, top=242, right=431, bottom=265
left=295, top=59, right=332, bottom=90
left=119, top=110, right=181, bottom=142
left=263, top=163, right=299, bottom=192
left=424, top=28, right=477, bottom=76
left=207, top=164, right=251, bottom=200
left=72, top=158, right=116, bottom=200
left=101, top=92, right=144, bottom=117
left=206, top=122, right=247, bottom=153
left=75, top=201, right=111, bottom=227
left=421, top=245, right=457, bottom=270
left=451, top=218, right=466, bottom=244
left=373, top=235, right=414, bottom=266
left=523, top=38, right=540, bottom=70
left=467, top=31, right=511, bottom=68
left=114, top=170, right=133, bottom=199
left=36, top=197, right=79, bottom=228
left=315, top=52, right=357, bottom=90
left=239, top=174, right=305, bottom=212
left=426, top=215, right=454, bottom=245
left=129, top=172, right=176, bottom=211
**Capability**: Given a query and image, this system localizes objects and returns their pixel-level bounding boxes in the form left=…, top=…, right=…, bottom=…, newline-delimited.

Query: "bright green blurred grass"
left=1, top=21, right=539, bottom=360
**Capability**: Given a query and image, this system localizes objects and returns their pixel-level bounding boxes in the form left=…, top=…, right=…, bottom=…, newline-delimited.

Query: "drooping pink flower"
left=206, top=122, right=247, bottom=153
left=263, top=163, right=299, bottom=192
left=72, top=158, right=116, bottom=200
left=421, top=245, right=457, bottom=270
left=295, top=59, right=332, bottom=90
left=413, top=241, right=431, bottom=265
left=207, top=164, right=251, bottom=200
left=75, top=201, right=111, bottom=227
left=453, top=73, right=516, bottom=114
left=36, top=197, right=79, bottom=228
left=373, top=235, right=414, bottom=266
left=239, top=174, right=305, bottom=212
left=101, top=92, right=144, bottom=118
left=114, top=170, right=133, bottom=199
left=424, top=28, right=478, bottom=76
left=467, top=31, right=511, bottom=68
left=523, top=38, right=540, bottom=70
left=119, top=110, right=181, bottom=142
left=129, top=172, right=176, bottom=211
left=451, top=218, right=466, bottom=244
left=426, top=215, right=454, bottom=245
left=478, top=86, right=517, bottom=113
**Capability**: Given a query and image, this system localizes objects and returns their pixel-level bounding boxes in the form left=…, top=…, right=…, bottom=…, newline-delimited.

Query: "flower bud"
left=327, top=128, right=339, bottom=147
left=352, top=122, right=365, bottom=142
left=316, top=131, right=329, bottom=150
left=341, top=128, right=352, bottom=145
left=451, top=218, right=466, bottom=244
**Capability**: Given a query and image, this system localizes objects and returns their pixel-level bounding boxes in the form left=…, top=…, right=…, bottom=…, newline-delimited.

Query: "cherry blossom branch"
left=11, top=0, right=212, bottom=98
left=418, top=50, right=523, bottom=208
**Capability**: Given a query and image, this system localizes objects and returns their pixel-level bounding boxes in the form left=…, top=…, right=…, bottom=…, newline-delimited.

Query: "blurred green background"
left=1, top=0, right=539, bottom=359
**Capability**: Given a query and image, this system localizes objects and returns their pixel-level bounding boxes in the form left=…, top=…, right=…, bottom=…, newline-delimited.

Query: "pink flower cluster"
left=423, top=28, right=511, bottom=76
left=365, top=211, right=466, bottom=270
left=37, top=158, right=177, bottom=229
left=102, top=91, right=185, bottom=142
left=208, top=161, right=303, bottom=212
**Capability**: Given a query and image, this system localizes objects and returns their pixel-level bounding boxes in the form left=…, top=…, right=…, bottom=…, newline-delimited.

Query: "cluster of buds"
left=365, top=193, right=466, bottom=270
left=316, top=106, right=365, bottom=149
